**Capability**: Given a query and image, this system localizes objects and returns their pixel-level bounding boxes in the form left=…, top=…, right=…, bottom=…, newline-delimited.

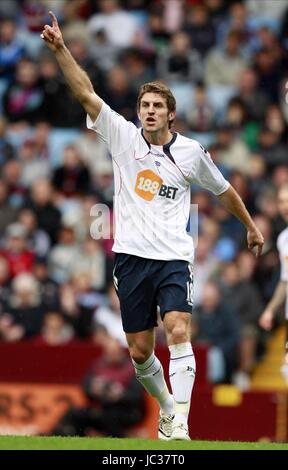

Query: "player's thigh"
left=113, top=253, right=158, bottom=333
left=157, top=260, right=193, bottom=318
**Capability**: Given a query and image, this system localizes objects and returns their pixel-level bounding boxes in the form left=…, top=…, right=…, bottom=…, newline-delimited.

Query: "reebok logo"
left=151, top=151, right=164, bottom=158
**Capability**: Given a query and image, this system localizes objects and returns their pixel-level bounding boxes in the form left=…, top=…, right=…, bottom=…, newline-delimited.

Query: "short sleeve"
left=188, top=143, right=230, bottom=195
left=87, top=102, right=137, bottom=157
left=280, top=259, right=288, bottom=281
left=277, top=234, right=288, bottom=282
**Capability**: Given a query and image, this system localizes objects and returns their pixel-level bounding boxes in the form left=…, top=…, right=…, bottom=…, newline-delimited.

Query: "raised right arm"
left=41, top=11, right=102, bottom=122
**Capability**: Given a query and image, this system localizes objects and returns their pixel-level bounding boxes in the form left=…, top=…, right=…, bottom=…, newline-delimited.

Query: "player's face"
left=138, top=93, right=175, bottom=133
left=278, top=188, right=288, bottom=223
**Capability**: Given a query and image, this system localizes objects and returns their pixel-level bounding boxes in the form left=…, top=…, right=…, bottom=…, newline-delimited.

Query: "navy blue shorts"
left=113, top=253, right=193, bottom=333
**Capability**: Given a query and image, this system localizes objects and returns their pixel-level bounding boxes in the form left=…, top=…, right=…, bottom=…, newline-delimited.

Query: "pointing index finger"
left=49, top=10, right=58, bottom=28
left=256, top=243, right=262, bottom=257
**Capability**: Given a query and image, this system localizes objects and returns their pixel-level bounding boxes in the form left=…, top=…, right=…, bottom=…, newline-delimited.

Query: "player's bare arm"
left=259, top=280, right=286, bottom=330
left=41, top=11, right=102, bottom=121
left=217, top=185, right=264, bottom=257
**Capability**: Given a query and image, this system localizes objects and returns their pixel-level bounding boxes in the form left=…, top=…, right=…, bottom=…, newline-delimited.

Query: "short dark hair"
left=137, top=81, right=176, bottom=128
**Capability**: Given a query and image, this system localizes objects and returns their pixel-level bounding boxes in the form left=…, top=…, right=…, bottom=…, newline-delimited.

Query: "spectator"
left=0, top=179, right=18, bottom=235
left=121, top=48, right=155, bottom=93
left=52, top=144, right=91, bottom=197
left=0, top=117, right=14, bottom=163
left=21, top=0, right=48, bottom=33
left=0, top=223, right=34, bottom=278
left=3, top=58, right=44, bottom=124
left=235, top=68, right=270, bottom=122
left=147, top=9, right=171, bottom=52
left=252, top=214, right=280, bottom=305
left=94, top=282, right=127, bottom=347
left=0, top=18, right=25, bottom=80
left=205, top=31, right=249, bottom=87
left=216, top=1, right=254, bottom=53
left=186, top=82, right=215, bottom=132
left=0, top=1, right=19, bottom=20
left=2, top=160, right=26, bottom=208
left=18, top=208, right=50, bottom=258
left=219, top=260, right=264, bottom=387
left=1, top=273, right=47, bottom=339
left=247, top=154, right=268, bottom=200
left=253, top=48, right=282, bottom=102
left=0, top=312, right=23, bottom=342
left=33, top=257, right=59, bottom=309
left=264, top=104, right=287, bottom=143
left=183, top=4, right=216, bottom=57
left=33, top=311, right=74, bottom=346
left=193, top=235, right=220, bottom=307
left=39, top=54, right=75, bottom=127
left=74, top=128, right=112, bottom=181
left=216, top=125, right=251, bottom=174
left=157, top=31, right=202, bottom=83
left=87, top=28, right=118, bottom=73
left=73, top=237, right=110, bottom=291
left=30, top=121, right=51, bottom=160
left=256, top=126, right=287, bottom=171
left=18, top=138, right=51, bottom=188
left=49, top=225, right=81, bottom=284
left=70, top=271, right=106, bottom=338
left=67, top=37, right=104, bottom=94
left=0, top=255, right=11, bottom=305
left=87, top=0, right=140, bottom=49
left=52, top=336, right=145, bottom=437
left=200, top=216, right=238, bottom=261
left=192, top=281, right=240, bottom=383
left=224, top=97, right=247, bottom=129
left=25, top=178, right=61, bottom=245
left=57, top=274, right=104, bottom=339
left=102, top=65, right=138, bottom=122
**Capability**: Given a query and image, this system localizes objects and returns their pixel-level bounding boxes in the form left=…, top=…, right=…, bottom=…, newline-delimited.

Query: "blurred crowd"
left=0, top=0, right=288, bottom=388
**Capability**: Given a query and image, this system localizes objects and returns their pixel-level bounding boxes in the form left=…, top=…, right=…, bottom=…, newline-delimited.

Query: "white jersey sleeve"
left=86, top=102, right=137, bottom=157
left=277, top=228, right=288, bottom=282
left=280, top=257, right=288, bottom=282
left=188, top=143, right=230, bottom=195
left=276, top=228, right=288, bottom=319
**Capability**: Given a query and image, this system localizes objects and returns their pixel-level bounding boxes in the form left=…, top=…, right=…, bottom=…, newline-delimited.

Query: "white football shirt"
left=87, top=102, right=230, bottom=262
left=277, top=227, right=288, bottom=318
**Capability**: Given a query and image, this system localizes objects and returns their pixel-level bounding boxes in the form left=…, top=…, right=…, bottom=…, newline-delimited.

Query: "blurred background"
left=0, top=0, right=288, bottom=441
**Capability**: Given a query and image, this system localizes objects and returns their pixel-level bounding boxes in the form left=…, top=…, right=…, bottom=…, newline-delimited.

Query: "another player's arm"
left=259, top=281, right=286, bottom=330
left=41, top=11, right=102, bottom=121
left=217, top=185, right=264, bottom=257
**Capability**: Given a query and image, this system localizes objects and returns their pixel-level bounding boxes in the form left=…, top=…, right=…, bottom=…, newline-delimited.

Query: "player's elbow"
left=79, top=92, right=102, bottom=121
left=76, top=89, right=93, bottom=106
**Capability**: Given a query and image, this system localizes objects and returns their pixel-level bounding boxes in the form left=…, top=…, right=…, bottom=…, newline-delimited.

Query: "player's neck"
left=143, top=129, right=173, bottom=146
